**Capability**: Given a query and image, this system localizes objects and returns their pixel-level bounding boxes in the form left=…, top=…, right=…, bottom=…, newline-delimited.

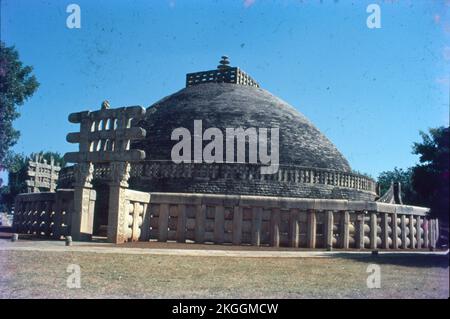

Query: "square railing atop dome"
left=186, top=67, right=260, bottom=88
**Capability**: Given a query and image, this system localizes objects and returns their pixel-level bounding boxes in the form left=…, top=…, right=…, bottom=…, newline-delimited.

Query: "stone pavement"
left=0, top=238, right=447, bottom=259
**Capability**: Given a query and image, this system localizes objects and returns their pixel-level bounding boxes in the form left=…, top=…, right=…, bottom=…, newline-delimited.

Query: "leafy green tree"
left=0, top=153, right=27, bottom=211
left=411, top=127, right=449, bottom=223
left=0, top=42, right=39, bottom=166
left=377, top=167, right=418, bottom=205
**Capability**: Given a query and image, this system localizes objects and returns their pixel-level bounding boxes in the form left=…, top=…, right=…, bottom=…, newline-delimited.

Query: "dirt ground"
left=0, top=248, right=448, bottom=299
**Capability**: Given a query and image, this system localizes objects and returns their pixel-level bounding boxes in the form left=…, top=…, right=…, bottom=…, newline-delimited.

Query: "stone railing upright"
left=64, top=102, right=146, bottom=242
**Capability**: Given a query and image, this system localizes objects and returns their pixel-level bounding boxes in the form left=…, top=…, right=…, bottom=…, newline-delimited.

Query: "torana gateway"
left=13, top=57, right=439, bottom=250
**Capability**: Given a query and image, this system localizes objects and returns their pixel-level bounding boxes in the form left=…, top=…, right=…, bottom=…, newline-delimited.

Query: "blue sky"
left=1, top=0, right=449, bottom=182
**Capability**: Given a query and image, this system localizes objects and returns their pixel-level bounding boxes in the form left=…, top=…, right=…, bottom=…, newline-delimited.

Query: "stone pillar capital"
left=73, top=162, right=94, bottom=188
left=109, top=162, right=131, bottom=188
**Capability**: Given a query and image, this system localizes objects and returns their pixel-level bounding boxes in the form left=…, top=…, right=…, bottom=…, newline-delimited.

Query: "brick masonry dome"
left=127, top=60, right=377, bottom=200
left=137, top=82, right=351, bottom=171
left=55, top=58, right=376, bottom=200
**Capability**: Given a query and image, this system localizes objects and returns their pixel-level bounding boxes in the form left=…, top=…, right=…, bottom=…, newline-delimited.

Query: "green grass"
left=0, top=250, right=448, bottom=298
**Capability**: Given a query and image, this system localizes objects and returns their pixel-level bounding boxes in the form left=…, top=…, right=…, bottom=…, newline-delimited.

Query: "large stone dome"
left=127, top=58, right=376, bottom=200
left=137, top=82, right=351, bottom=171
left=59, top=57, right=376, bottom=200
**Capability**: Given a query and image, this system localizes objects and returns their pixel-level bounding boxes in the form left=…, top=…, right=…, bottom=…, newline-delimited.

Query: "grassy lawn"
left=0, top=250, right=448, bottom=298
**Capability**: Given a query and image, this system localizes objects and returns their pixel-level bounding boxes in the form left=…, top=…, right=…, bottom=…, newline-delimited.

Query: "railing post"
left=232, top=206, right=243, bottom=245
left=429, top=219, right=436, bottom=250
left=52, top=193, right=63, bottom=240
left=270, top=208, right=280, bottom=247
left=409, top=215, right=415, bottom=249
left=370, top=212, right=377, bottom=250
left=214, top=205, right=225, bottom=244
left=356, top=212, right=365, bottom=249
left=195, top=204, right=206, bottom=243
left=130, top=202, right=143, bottom=242
left=307, top=209, right=316, bottom=249
left=401, top=215, right=407, bottom=249
left=325, top=210, right=334, bottom=250
left=435, top=219, right=439, bottom=247
left=416, top=216, right=422, bottom=249
left=140, top=203, right=150, bottom=241
left=158, top=203, right=169, bottom=242
left=289, top=208, right=300, bottom=248
left=252, top=207, right=263, bottom=246
left=381, top=213, right=389, bottom=249
left=107, top=162, right=131, bottom=244
left=341, top=211, right=349, bottom=249
left=392, top=213, right=398, bottom=249
left=71, top=162, right=95, bottom=241
left=423, top=218, right=429, bottom=248
left=176, top=204, right=186, bottom=243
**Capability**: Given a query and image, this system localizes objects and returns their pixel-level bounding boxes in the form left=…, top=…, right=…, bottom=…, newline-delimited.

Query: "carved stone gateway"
left=25, top=154, right=61, bottom=193
left=64, top=103, right=146, bottom=242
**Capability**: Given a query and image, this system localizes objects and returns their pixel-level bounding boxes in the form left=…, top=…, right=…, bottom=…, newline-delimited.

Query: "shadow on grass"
left=332, top=252, right=449, bottom=268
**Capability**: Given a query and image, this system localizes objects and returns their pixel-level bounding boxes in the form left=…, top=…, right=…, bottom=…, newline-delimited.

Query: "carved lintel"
left=109, top=162, right=131, bottom=187
left=73, top=162, right=94, bottom=188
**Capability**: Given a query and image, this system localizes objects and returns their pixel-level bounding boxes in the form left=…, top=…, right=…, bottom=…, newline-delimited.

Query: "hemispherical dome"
left=57, top=59, right=376, bottom=200
left=137, top=82, right=351, bottom=171
left=127, top=81, right=376, bottom=200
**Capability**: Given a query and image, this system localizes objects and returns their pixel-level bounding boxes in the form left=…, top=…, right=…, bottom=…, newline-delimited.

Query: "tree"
left=377, top=167, right=418, bottom=205
left=0, top=42, right=39, bottom=166
left=0, top=151, right=65, bottom=212
left=0, top=153, right=27, bottom=212
left=411, top=127, right=449, bottom=223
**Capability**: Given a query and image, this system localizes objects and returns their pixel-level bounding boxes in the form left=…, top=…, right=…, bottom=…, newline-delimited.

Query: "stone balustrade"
left=57, top=162, right=377, bottom=199
left=12, top=189, right=438, bottom=249
left=118, top=191, right=437, bottom=249
left=13, top=190, right=75, bottom=239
